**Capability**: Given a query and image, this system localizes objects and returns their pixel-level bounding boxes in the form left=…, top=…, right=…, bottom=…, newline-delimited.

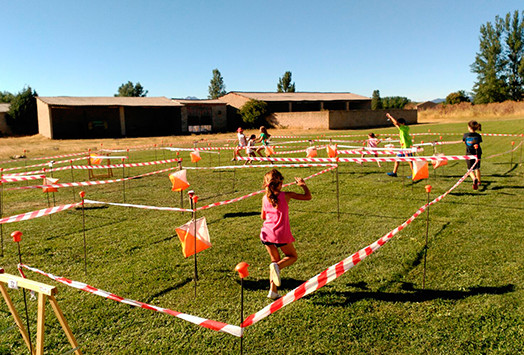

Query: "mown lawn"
left=0, top=119, right=523, bottom=354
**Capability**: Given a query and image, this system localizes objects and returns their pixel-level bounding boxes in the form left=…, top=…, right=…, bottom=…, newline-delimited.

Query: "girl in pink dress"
left=359, top=132, right=381, bottom=167
left=260, top=169, right=312, bottom=299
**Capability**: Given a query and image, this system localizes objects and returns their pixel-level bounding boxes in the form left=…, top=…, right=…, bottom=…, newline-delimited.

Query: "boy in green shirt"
left=386, top=113, right=413, bottom=177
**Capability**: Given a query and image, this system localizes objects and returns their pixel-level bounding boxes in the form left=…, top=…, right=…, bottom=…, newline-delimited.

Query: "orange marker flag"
left=42, top=177, right=59, bottom=193
left=89, top=154, right=102, bottom=165
left=190, top=150, right=201, bottom=163
left=412, top=161, right=429, bottom=180
left=265, top=146, right=275, bottom=157
left=306, top=147, right=317, bottom=158
left=175, top=217, right=211, bottom=258
left=326, top=145, right=338, bottom=158
left=169, top=170, right=190, bottom=191
left=432, top=153, right=448, bottom=169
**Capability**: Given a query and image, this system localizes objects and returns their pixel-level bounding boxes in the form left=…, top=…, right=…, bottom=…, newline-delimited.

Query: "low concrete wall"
left=272, top=109, right=417, bottom=129
left=270, top=111, right=329, bottom=129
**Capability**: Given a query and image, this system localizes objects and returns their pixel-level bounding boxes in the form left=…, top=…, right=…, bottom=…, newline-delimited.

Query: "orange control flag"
left=432, top=153, right=448, bottom=169
left=326, top=145, right=338, bottom=158
left=42, top=177, right=59, bottom=193
left=169, top=170, right=190, bottom=191
left=306, top=147, right=317, bottom=158
left=175, top=217, right=211, bottom=258
left=89, top=154, right=102, bottom=165
left=190, top=150, right=201, bottom=163
left=265, top=146, right=275, bottom=157
left=412, top=161, right=429, bottom=180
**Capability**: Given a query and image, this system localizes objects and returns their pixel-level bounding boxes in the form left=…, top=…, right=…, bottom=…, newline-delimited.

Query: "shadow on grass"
left=144, top=277, right=193, bottom=302
left=491, top=185, right=524, bottom=190
left=240, top=278, right=306, bottom=291
left=311, top=283, right=515, bottom=305
left=223, top=211, right=259, bottom=218
left=74, top=206, right=109, bottom=211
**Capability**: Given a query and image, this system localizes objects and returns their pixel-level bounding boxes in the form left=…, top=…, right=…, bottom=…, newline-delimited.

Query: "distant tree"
left=471, top=17, right=508, bottom=104
left=7, top=86, right=38, bottom=135
left=446, top=90, right=471, bottom=105
left=208, top=69, right=226, bottom=99
left=371, top=90, right=383, bottom=110
left=0, top=91, right=14, bottom=103
left=238, top=99, right=268, bottom=125
left=277, top=71, right=296, bottom=92
left=115, top=81, right=148, bottom=97
left=504, top=10, right=524, bottom=101
left=381, top=96, right=411, bottom=109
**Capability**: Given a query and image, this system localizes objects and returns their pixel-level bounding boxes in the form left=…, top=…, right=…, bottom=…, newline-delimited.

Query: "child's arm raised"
left=285, top=177, right=312, bottom=202
left=386, top=113, right=399, bottom=128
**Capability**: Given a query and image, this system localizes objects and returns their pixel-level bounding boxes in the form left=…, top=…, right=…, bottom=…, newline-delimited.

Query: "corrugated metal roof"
left=0, top=103, right=10, bottom=113
left=37, top=96, right=183, bottom=107
left=226, top=92, right=370, bottom=101
left=175, top=99, right=225, bottom=105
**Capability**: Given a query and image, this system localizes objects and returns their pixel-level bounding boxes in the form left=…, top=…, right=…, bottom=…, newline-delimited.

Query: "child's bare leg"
left=278, top=243, right=298, bottom=270
left=475, top=170, right=481, bottom=183
left=469, top=171, right=476, bottom=181
left=375, top=153, right=381, bottom=167
left=256, top=147, right=264, bottom=157
left=265, top=245, right=281, bottom=293
left=392, top=161, right=400, bottom=174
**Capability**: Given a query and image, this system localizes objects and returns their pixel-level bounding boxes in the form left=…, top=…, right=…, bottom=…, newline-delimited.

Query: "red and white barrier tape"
left=70, top=158, right=180, bottom=170
left=17, top=264, right=242, bottom=337
left=2, top=157, right=86, bottom=172
left=485, top=140, right=524, bottom=159
left=185, top=164, right=337, bottom=170
left=241, top=159, right=478, bottom=328
left=237, top=155, right=476, bottom=163
left=1, top=174, right=45, bottom=183
left=0, top=202, right=83, bottom=224
left=196, top=166, right=336, bottom=211
left=84, top=199, right=193, bottom=213
left=5, top=166, right=180, bottom=191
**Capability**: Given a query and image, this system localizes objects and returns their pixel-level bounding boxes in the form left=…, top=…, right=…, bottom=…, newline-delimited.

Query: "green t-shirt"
left=398, top=125, right=412, bottom=148
left=260, top=132, right=269, bottom=145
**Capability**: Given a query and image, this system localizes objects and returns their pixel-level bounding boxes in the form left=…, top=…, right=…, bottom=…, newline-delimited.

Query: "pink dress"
left=260, top=192, right=295, bottom=244
left=367, top=138, right=379, bottom=148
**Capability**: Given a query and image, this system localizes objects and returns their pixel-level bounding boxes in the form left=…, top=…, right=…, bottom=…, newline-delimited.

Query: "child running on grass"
left=260, top=169, right=312, bottom=300
left=463, top=120, right=483, bottom=190
left=360, top=132, right=381, bottom=167
left=255, top=126, right=271, bottom=157
left=244, top=134, right=257, bottom=165
left=385, top=113, right=413, bottom=177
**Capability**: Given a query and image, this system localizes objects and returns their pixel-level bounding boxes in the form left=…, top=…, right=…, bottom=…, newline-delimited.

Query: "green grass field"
left=1, top=119, right=523, bottom=354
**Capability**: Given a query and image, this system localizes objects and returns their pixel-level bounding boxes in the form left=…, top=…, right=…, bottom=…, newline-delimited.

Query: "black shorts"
left=467, top=158, right=481, bottom=170
left=261, top=241, right=287, bottom=248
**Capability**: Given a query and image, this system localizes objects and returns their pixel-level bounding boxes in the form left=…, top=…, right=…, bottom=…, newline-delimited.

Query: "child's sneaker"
left=473, top=179, right=479, bottom=190
left=387, top=172, right=397, bottom=177
left=269, top=262, right=281, bottom=287
left=267, top=290, right=281, bottom=300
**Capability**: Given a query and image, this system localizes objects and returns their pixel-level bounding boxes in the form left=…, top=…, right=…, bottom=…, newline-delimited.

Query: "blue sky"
left=1, top=1, right=522, bottom=101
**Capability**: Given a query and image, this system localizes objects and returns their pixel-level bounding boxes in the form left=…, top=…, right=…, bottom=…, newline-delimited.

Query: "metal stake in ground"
left=177, top=158, right=183, bottom=209
left=336, top=161, right=340, bottom=221
left=70, top=160, right=76, bottom=202
left=422, top=185, right=432, bottom=289
left=235, top=262, right=249, bottom=355
left=49, top=161, right=56, bottom=206
left=188, top=190, right=198, bottom=297
left=0, top=168, right=3, bottom=257
left=510, top=141, right=515, bottom=168
left=12, top=230, right=33, bottom=355
left=121, top=158, right=126, bottom=203
left=79, top=191, right=87, bottom=275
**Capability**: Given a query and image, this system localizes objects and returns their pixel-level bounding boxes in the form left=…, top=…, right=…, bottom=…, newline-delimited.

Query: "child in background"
left=233, top=127, right=247, bottom=161
left=256, top=126, right=271, bottom=157
left=463, top=120, right=483, bottom=190
left=360, top=132, right=381, bottom=167
left=385, top=113, right=413, bottom=177
left=260, top=169, right=312, bottom=300
left=244, top=134, right=257, bottom=165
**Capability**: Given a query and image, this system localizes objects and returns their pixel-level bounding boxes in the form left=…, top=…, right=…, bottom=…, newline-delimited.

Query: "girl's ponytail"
left=263, top=169, right=284, bottom=208
left=468, top=120, right=482, bottom=132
